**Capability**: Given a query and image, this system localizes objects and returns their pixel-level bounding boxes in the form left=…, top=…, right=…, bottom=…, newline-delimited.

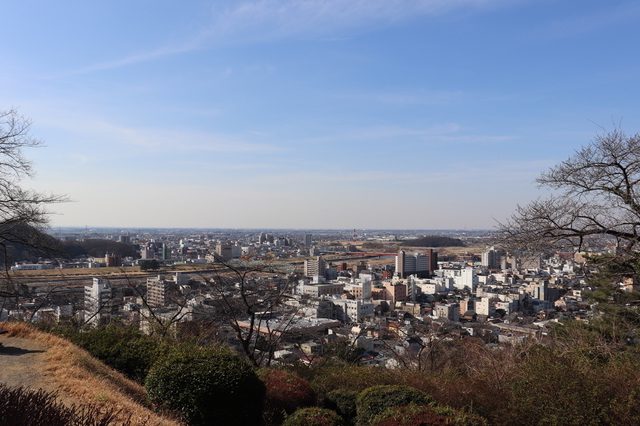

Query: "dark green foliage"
left=139, top=259, right=160, bottom=271
left=68, top=326, right=161, bottom=383
left=355, top=385, right=434, bottom=425
left=0, top=384, right=124, bottom=426
left=361, top=242, right=396, bottom=252
left=400, top=236, right=464, bottom=248
left=0, top=223, right=65, bottom=265
left=62, top=239, right=138, bottom=259
left=259, top=369, right=316, bottom=426
left=282, top=407, right=344, bottom=426
left=324, top=389, right=357, bottom=424
left=371, top=404, right=487, bottom=426
left=145, top=346, right=265, bottom=426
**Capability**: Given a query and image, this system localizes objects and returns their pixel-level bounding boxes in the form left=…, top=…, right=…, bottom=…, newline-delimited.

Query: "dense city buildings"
left=1, top=227, right=600, bottom=371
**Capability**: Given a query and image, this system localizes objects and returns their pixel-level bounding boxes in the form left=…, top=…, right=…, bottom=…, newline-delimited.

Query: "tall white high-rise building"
left=84, top=278, right=113, bottom=327
left=481, top=246, right=502, bottom=269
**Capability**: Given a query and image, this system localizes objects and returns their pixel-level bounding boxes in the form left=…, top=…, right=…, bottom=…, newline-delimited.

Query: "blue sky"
left=2, top=0, right=640, bottom=229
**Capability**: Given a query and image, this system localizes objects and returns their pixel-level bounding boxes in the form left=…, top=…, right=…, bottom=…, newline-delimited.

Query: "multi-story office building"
left=161, top=243, right=171, bottom=260
left=396, top=249, right=438, bottom=278
left=383, top=281, right=407, bottom=304
left=215, top=244, right=233, bottom=261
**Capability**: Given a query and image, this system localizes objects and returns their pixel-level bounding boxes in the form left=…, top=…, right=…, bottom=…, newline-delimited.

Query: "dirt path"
left=0, top=336, right=82, bottom=408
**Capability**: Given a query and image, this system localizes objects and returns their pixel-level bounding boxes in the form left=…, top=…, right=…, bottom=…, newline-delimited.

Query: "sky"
left=2, top=0, right=640, bottom=230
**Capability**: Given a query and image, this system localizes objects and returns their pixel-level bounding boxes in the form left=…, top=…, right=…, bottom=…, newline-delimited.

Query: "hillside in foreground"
left=0, top=322, right=179, bottom=425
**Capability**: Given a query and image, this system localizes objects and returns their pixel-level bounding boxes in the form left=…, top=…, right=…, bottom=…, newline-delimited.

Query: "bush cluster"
left=282, top=407, right=344, bottom=426
left=259, top=369, right=316, bottom=425
left=145, top=346, right=265, bottom=426
left=68, top=326, right=161, bottom=383
left=355, top=385, right=434, bottom=425
left=51, top=322, right=640, bottom=426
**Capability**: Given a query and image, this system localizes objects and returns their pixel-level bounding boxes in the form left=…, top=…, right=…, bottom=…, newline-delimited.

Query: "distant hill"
left=400, top=235, right=465, bottom=248
left=62, top=239, right=139, bottom=258
left=0, top=223, right=66, bottom=265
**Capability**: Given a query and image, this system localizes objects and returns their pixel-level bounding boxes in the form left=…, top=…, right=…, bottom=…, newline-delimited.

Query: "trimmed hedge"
left=283, top=407, right=344, bottom=426
left=324, top=389, right=358, bottom=423
left=145, top=347, right=265, bottom=426
left=356, top=385, right=434, bottom=425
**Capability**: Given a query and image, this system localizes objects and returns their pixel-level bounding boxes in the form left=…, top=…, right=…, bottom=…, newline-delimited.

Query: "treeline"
left=61, top=239, right=139, bottom=259
left=400, top=235, right=465, bottom=247
left=0, top=224, right=65, bottom=264
left=361, top=242, right=397, bottom=252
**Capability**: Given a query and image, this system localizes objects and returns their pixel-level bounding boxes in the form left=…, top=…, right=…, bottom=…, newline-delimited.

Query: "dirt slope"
left=0, top=322, right=180, bottom=425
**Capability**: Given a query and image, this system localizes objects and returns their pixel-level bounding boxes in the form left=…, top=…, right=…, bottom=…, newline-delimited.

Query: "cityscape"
left=5, top=225, right=594, bottom=366
left=2, top=0, right=640, bottom=424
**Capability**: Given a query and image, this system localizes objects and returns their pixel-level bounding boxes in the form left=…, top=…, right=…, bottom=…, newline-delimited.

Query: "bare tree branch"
left=499, top=129, right=640, bottom=264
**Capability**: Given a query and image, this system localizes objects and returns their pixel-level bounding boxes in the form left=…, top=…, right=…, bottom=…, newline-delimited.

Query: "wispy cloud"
left=331, top=90, right=471, bottom=106
left=300, top=123, right=515, bottom=145
left=33, top=106, right=279, bottom=155
left=76, top=0, right=515, bottom=72
left=89, top=120, right=281, bottom=153
left=72, top=44, right=198, bottom=74
left=534, top=2, right=640, bottom=40
left=205, top=0, right=514, bottom=42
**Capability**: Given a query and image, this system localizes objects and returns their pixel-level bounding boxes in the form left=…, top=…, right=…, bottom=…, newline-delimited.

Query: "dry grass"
left=0, top=321, right=181, bottom=425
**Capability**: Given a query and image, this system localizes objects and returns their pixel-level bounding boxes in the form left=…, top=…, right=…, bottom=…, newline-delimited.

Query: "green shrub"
left=259, top=369, right=316, bottom=425
left=282, top=407, right=344, bottom=426
left=145, top=346, right=265, bottom=426
left=69, top=326, right=161, bottom=383
left=324, top=389, right=357, bottom=424
left=356, top=385, right=434, bottom=425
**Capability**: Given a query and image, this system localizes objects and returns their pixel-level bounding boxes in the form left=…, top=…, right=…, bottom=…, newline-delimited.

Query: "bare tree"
left=203, top=257, right=299, bottom=367
left=0, top=109, right=67, bottom=318
left=0, top=109, right=66, bottom=261
left=499, top=129, right=640, bottom=265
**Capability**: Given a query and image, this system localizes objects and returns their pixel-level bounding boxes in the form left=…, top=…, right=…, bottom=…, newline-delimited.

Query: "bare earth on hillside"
left=0, top=336, right=83, bottom=408
left=0, top=327, right=180, bottom=425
